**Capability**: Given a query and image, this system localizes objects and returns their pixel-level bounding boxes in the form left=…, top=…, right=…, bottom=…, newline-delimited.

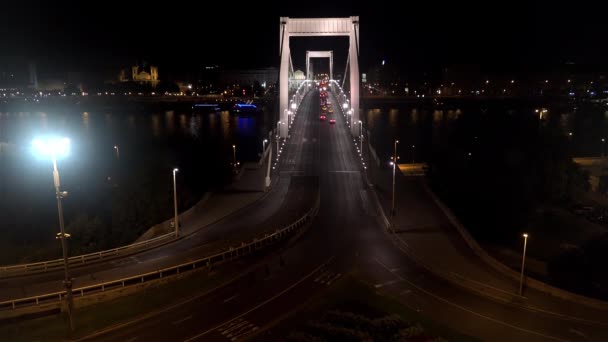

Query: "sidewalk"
left=365, top=140, right=608, bottom=325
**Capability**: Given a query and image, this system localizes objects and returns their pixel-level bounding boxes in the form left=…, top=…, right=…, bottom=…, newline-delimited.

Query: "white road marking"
left=374, top=278, right=404, bottom=289
left=326, top=273, right=342, bottom=285
left=222, top=321, right=248, bottom=335
left=171, top=315, right=192, bottom=325
left=218, top=318, right=243, bottom=333
left=223, top=294, right=240, bottom=303
left=132, top=255, right=168, bottom=263
left=231, top=326, right=258, bottom=341
left=568, top=328, right=587, bottom=338
left=373, top=258, right=568, bottom=342
left=185, top=256, right=334, bottom=341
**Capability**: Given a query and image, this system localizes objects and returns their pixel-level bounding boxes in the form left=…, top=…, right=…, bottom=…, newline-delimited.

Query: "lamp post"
left=358, top=120, right=363, bottom=152
left=113, top=145, right=120, bottom=160
left=172, top=168, right=179, bottom=237
left=232, top=144, right=237, bottom=171
left=391, top=139, right=399, bottom=216
left=411, top=144, right=416, bottom=164
left=519, top=233, right=529, bottom=296
left=276, top=122, right=281, bottom=160
left=32, top=137, right=74, bottom=332
left=602, top=138, right=605, bottom=158
left=262, top=139, right=268, bottom=153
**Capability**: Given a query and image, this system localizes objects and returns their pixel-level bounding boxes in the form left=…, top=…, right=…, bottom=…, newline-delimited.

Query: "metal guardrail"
left=0, top=194, right=320, bottom=312
left=0, top=232, right=176, bottom=277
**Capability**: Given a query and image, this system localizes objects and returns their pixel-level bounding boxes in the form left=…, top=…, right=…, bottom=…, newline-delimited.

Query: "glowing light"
left=32, top=137, right=71, bottom=159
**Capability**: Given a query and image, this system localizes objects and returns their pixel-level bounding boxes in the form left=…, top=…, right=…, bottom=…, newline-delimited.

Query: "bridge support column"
left=279, top=18, right=290, bottom=138
left=349, top=18, right=360, bottom=136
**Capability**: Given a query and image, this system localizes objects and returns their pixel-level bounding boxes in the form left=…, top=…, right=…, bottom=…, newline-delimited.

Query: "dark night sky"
left=1, top=1, right=607, bottom=78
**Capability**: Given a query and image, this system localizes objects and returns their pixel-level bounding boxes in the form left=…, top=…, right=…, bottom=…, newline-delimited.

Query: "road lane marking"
left=568, top=328, right=586, bottom=338
left=185, top=256, right=335, bottom=342
left=223, top=294, right=240, bottom=303
left=171, top=315, right=192, bottom=325
left=373, top=258, right=568, bottom=342
left=326, top=273, right=341, bottom=285
left=226, top=322, right=254, bottom=338
left=125, top=337, right=138, bottom=342
left=218, top=318, right=243, bottom=332
left=374, top=279, right=404, bottom=289
left=231, top=326, right=258, bottom=341
left=223, top=321, right=248, bottom=335
left=132, top=255, right=168, bottom=263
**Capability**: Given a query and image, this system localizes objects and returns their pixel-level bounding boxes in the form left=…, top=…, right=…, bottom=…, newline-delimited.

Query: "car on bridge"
left=329, top=118, right=336, bottom=124
left=320, top=115, right=326, bottom=121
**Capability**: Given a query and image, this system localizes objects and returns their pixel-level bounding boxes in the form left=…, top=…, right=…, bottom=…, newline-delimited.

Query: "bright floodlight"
left=173, top=168, right=179, bottom=173
left=264, top=139, right=268, bottom=143
left=523, top=233, right=528, bottom=238
left=343, top=103, right=349, bottom=109
left=32, top=137, right=70, bottom=159
left=291, top=103, right=297, bottom=110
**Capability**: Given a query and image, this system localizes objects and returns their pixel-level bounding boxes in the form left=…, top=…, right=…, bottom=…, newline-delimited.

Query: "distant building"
left=218, top=67, right=278, bottom=88
left=119, top=62, right=159, bottom=87
left=293, top=70, right=305, bottom=80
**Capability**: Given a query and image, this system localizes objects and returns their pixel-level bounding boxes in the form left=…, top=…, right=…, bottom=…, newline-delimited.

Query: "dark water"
left=363, top=98, right=608, bottom=163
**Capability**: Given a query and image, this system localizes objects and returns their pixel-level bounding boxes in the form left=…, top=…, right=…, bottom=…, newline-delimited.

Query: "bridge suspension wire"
left=342, top=54, right=350, bottom=90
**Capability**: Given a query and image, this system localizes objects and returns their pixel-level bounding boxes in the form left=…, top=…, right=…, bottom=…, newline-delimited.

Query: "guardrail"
left=0, top=193, right=320, bottom=313
left=0, top=232, right=176, bottom=278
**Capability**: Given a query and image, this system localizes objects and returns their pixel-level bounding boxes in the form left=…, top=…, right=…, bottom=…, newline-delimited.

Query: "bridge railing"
left=0, top=232, right=176, bottom=278
left=0, top=193, right=320, bottom=313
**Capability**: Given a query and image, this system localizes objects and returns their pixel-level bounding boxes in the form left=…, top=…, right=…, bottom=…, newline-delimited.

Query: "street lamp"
left=602, top=138, right=605, bottom=158
left=113, top=145, right=120, bottom=160
left=411, top=144, right=416, bottom=164
left=391, top=139, right=399, bottom=216
left=172, top=168, right=179, bottom=237
left=519, top=233, right=529, bottom=296
left=32, top=137, right=74, bottom=332
left=263, top=139, right=268, bottom=153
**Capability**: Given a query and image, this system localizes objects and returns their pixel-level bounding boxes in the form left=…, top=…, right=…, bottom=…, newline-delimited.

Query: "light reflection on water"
left=189, top=114, right=203, bottom=139
left=151, top=114, right=161, bottom=138
left=220, top=110, right=230, bottom=140
left=165, top=111, right=175, bottom=134
left=179, top=114, right=187, bottom=132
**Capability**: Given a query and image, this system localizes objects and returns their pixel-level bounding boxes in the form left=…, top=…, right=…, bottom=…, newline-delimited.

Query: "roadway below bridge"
left=77, top=88, right=608, bottom=342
